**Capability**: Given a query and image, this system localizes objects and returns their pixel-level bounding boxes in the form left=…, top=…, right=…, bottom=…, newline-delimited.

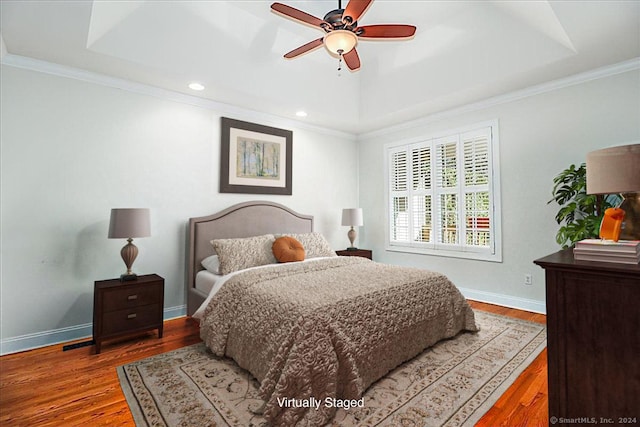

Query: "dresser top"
left=534, top=248, right=640, bottom=275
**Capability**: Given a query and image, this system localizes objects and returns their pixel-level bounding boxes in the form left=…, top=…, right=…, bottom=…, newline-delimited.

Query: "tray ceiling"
left=1, top=1, right=639, bottom=134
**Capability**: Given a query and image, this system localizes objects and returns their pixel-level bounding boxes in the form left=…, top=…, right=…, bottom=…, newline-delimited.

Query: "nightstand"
left=93, top=274, right=164, bottom=354
left=336, top=249, right=372, bottom=260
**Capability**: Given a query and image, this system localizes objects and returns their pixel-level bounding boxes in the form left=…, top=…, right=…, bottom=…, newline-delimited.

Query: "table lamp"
left=341, top=208, right=363, bottom=250
left=586, top=144, right=640, bottom=241
left=108, top=208, right=151, bottom=281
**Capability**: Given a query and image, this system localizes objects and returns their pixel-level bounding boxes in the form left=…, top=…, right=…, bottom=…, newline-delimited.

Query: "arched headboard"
left=186, top=201, right=314, bottom=315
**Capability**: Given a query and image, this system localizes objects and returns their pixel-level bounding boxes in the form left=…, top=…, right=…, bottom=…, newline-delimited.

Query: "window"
left=385, top=121, right=501, bottom=261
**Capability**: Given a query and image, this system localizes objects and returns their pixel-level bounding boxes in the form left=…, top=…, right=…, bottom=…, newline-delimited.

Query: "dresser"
left=336, top=249, right=373, bottom=260
left=93, top=274, right=164, bottom=354
left=534, top=249, right=640, bottom=422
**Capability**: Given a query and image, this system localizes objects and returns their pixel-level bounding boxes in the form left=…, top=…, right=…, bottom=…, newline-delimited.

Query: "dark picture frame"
left=220, top=117, right=293, bottom=195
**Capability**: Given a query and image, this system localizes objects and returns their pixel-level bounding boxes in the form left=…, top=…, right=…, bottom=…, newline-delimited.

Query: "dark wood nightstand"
left=93, top=274, right=164, bottom=354
left=336, top=249, right=372, bottom=260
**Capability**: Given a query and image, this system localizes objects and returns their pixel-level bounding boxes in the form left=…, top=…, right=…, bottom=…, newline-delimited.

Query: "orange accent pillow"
left=272, top=236, right=305, bottom=263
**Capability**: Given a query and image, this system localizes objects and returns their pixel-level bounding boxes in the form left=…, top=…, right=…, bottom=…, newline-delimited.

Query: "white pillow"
left=201, top=255, right=221, bottom=275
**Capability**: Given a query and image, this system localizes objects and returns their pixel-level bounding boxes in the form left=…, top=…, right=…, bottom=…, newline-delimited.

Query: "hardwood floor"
left=469, top=301, right=548, bottom=427
left=0, top=318, right=201, bottom=426
left=0, top=301, right=547, bottom=426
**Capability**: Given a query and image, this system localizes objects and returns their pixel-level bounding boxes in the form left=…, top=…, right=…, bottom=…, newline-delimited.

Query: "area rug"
left=118, top=310, right=546, bottom=427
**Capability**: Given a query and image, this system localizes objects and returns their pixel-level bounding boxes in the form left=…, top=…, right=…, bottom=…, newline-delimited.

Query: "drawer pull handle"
left=127, top=313, right=137, bottom=319
left=127, top=295, right=138, bottom=300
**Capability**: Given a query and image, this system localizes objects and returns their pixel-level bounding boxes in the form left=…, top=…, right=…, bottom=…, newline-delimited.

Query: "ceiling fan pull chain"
left=337, top=49, right=344, bottom=76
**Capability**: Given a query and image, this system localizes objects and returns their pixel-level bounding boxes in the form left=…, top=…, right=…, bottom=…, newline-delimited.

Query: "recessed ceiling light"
left=296, top=111, right=308, bottom=117
left=188, top=82, right=205, bottom=91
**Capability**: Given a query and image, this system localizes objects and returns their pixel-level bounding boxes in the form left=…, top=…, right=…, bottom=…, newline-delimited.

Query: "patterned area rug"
left=118, top=311, right=546, bottom=427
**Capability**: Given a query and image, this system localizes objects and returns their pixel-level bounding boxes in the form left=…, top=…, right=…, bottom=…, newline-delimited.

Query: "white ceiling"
left=1, top=1, right=639, bottom=134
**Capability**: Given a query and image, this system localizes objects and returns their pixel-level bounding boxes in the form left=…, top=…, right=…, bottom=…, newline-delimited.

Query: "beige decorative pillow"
left=281, top=232, right=336, bottom=259
left=211, top=234, right=277, bottom=275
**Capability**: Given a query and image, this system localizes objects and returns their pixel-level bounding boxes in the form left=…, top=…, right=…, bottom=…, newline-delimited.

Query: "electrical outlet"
left=524, top=274, right=533, bottom=285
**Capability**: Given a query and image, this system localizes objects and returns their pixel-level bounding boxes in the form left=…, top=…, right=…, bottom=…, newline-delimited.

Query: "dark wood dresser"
left=534, top=249, right=640, bottom=423
left=336, top=249, right=372, bottom=260
left=93, top=274, right=164, bottom=354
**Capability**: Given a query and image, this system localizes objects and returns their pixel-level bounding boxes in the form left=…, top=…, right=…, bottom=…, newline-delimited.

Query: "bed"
left=186, top=201, right=314, bottom=316
left=186, top=201, right=478, bottom=426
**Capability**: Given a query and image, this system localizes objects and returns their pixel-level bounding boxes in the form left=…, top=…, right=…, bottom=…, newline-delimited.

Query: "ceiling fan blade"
left=357, top=24, right=417, bottom=39
left=343, top=48, right=361, bottom=71
left=343, top=0, right=374, bottom=25
left=271, top=2, right=328, bottom=29
left=284, top=38, right=324, bottom=59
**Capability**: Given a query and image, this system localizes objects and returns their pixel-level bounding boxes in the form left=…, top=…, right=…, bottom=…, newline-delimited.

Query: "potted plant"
left=548, top=163, right=621, bottom=248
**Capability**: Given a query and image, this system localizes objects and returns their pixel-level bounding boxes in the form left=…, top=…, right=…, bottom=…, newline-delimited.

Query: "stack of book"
left=573, top=239, right=640, bottom=264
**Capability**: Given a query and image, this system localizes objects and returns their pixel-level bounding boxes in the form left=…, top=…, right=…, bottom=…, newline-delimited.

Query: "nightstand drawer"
left=102, top=283, right=162, bottom=312
left=101, top=304, right=161, bottom=336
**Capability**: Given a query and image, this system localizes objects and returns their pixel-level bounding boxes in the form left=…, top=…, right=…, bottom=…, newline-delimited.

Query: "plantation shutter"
left=434, top=137, right=459, bottom=246
left=385, top=122, right=499, bottom=261
left=389, top=148, right=409, bottom=242
left=411, top=144, right=432, bottom=243
left=462, top=128, right=492, bottom=250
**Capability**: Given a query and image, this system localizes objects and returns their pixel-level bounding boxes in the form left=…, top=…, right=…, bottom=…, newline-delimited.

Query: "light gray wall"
left=2, top=60, right=638, bottom=354
left=357, top=69, right=640, bottom=312
left=0, top=64, right=358, bottom=353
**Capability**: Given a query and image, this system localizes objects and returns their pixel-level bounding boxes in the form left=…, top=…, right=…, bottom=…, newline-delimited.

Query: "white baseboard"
left=459, top=287, right=546, bottom=315
left=0, top=305, right=186, bottom=356
left=0, top=292, right=544, bottom=356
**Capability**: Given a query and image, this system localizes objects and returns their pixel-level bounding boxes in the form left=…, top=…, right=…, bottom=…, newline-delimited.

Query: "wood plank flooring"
left=0, top=301, right=547, bottom=426
left=469, top=301, right=548, bottom=427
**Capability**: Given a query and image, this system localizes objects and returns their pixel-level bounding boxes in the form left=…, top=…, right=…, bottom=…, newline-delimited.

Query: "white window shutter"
left=385, top=122, right=500, bottom=262
left=389, top=149, right=409, bottom=242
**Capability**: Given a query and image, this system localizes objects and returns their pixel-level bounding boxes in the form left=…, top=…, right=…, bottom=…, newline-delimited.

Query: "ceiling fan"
left=271, top=0, right=416, bottom=72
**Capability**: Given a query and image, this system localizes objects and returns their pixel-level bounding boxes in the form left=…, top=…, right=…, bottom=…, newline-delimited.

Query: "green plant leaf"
left=549, top=162, right=615, bottom=248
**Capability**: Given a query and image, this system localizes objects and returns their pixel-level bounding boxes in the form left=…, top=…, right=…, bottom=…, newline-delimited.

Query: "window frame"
left=384, top=120, right=502, bottom=262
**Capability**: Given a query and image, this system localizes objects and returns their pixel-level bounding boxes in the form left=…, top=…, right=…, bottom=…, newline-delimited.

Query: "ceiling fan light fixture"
left=324, top=30, right=358, bottom=56
left=271, top=1, right=415, bottom=71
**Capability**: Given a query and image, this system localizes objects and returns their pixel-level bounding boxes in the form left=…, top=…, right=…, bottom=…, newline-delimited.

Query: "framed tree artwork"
left=220, top=117, right=293, bottom=195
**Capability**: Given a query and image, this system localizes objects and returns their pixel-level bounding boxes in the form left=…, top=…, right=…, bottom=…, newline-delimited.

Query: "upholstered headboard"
left=186, top=201, right=314, bottom=315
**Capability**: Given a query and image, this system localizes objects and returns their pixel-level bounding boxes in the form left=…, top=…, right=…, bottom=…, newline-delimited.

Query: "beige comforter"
left=199, top=257, right=477, bottom=426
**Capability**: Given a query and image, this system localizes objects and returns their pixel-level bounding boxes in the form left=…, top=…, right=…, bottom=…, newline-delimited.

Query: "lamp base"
left=619, top=192, right=640, bottom=240
left=120, top=239, right=139, bottom=282
left=347, top=227, right=357, bottom=250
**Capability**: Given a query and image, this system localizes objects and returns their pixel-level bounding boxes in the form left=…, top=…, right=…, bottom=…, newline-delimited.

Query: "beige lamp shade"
left=108, top=208, right=151, bottom=238
left=341, top=208, right=364, bottom=227
left=586, top=144, right=640, bottom=194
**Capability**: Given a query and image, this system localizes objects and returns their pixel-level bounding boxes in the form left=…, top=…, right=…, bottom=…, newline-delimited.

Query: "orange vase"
left=599, top=207, right=625, bottom=241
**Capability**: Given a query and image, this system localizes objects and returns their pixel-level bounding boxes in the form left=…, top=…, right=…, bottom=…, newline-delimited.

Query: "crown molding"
left=359, top=57, right=640, bottom=140
left=0, top=54, right=355, bottom=141
left=3, top=53, right=637, bottom=141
